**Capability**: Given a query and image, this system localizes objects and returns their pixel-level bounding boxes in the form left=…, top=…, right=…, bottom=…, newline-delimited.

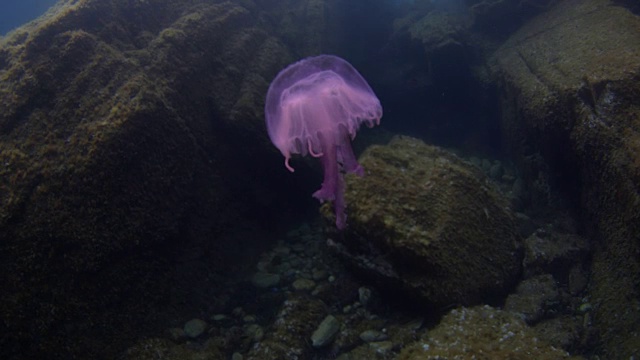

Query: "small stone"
left=211, top=314, right=227, bottom=321
left=231, top=352, right=243, bottom=360
left=359, top=329, right=388, bottom=342
left=183, top=318, right=207, bottom=338
left=243, top=315, right=256, bottom=323
left=405, top=318, right=424, bottom=330
left=311, top=315, right=341, bottom=347
left=245, top=323, right=264, bottom=342
left=292, top=278, right=316, bottom=291
left=504, top=274, right=559, bottom=323
left=578, top=302, right=592, bottom=313
left=251, top=272, right=281, bottom=288
left=358, top=287, right=372, bottom=306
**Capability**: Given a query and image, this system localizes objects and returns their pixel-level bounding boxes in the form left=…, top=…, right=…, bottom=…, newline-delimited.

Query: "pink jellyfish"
left=265, top=55, right=383, bottom=229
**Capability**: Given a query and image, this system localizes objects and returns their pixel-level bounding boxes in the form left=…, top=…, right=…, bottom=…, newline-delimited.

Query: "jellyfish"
left=265, top=55, right=383, bottom=229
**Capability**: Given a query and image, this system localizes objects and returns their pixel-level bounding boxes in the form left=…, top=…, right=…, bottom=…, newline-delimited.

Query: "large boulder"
left=398, top=305, right=581, bottom=359
left=490, top=0, right=640, bottom=357
left=0, top=0, right=306, bottom=357
left=323, top=136, right=522, bottom=309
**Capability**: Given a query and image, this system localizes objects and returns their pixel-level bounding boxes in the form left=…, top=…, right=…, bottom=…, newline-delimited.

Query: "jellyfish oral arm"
left=337, top=138, right=364, bottom=177
left=312, top=144, right=348, bottom=230
left=334, top=174, right=346, bottom=230
left=312, top=140, right=338, bottom=203
left=311, top=131, right=366, bottom=230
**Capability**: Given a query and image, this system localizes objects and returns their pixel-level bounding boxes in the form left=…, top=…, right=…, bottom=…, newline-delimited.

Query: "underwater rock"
left=491, top=0, right=640, bottom=357
left=183, top=318, right=208, bottom=339
left=0, top=0, right=302, bottom=358
left=291, top=278, right=316, bottom=291
left=533, top=315, right=587, bottom=354
left=397, top=305, right=582, bottom=359
left=322, top=135, right=522, bottom=308
left=469, top=0, right=560, bottom=36
left=310, top=314, right=341, bottom=348
left=522, top=228, right=590, bottom=283
left=406, top=10, right=471, bottom=54
left=247, top=294, right=326, bottom=360
left=261, top=0, right=332, bottom=57
left=359, top=329, right=388, bottom=343
left=504, top=274, right=560, bottom=324
left=125, top=337, right=224, bottom=360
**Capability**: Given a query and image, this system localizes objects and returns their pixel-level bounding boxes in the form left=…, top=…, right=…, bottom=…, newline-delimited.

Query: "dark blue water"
left=0, top=0, right=58, bottom=35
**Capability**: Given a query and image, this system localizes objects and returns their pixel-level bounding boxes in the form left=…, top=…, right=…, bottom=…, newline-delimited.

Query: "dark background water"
left=0, top=0, right=58, bottom=35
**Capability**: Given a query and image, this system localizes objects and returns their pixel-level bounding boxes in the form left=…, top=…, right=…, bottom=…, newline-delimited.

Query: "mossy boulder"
left=323, top=136, right=522, bottom=308
left=125, top=338, right=224, bottom=360
left=490, top=0, right=640, bottom=357
left=246, top=294, right=327, bottom=360
left=0, top=0, right=301, bottom=358
left=398, top=305, right=582, bottom=359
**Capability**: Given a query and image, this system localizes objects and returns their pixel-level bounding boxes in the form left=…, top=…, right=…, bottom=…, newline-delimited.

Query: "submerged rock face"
left=0, top=0, right=305, bottom=358
left=398, top=305, right=580, bottom=360
left=323, top=136, right=522, bottom=308
left=491, top=0, right=640, bottom=357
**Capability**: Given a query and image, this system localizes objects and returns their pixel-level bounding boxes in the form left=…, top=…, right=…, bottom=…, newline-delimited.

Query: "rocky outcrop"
left=398, top=305, right=582, bottom=359
left=0, top=0, right=305, bottom=357
left=490, top=0, right=640, bottom=357
left=323, top=136, right=522, bottom=308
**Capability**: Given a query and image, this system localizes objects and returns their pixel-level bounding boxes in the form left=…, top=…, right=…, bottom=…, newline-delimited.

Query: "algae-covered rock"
left=260, top=0, right=331, bottom=57
left=0, top=0, right=298, bottom=358
left=490, top=0, right=640, bottom=357
left=397, top=305, right=582, bottom=359
left=407, top=10, right=469, bottom=50
left=247, top=294, right=327, bottom=360
left=323, top=136, right=522, bottom=308
left=125, top=338, right=224, bottom=360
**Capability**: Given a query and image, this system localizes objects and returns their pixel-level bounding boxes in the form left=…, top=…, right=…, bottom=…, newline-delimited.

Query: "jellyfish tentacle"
left=308, top=138, right=323, bottom=157
left=285, top=157, right=295, bottom=172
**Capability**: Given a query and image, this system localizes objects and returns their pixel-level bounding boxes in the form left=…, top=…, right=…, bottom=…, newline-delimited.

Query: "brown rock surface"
left=397, top=305, right=582, bottom=360
left=324, top=136, right=522, bottom=308
left=491, top=0, right=640, bottom=357
left=0, top=0, right=301, bottom=357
